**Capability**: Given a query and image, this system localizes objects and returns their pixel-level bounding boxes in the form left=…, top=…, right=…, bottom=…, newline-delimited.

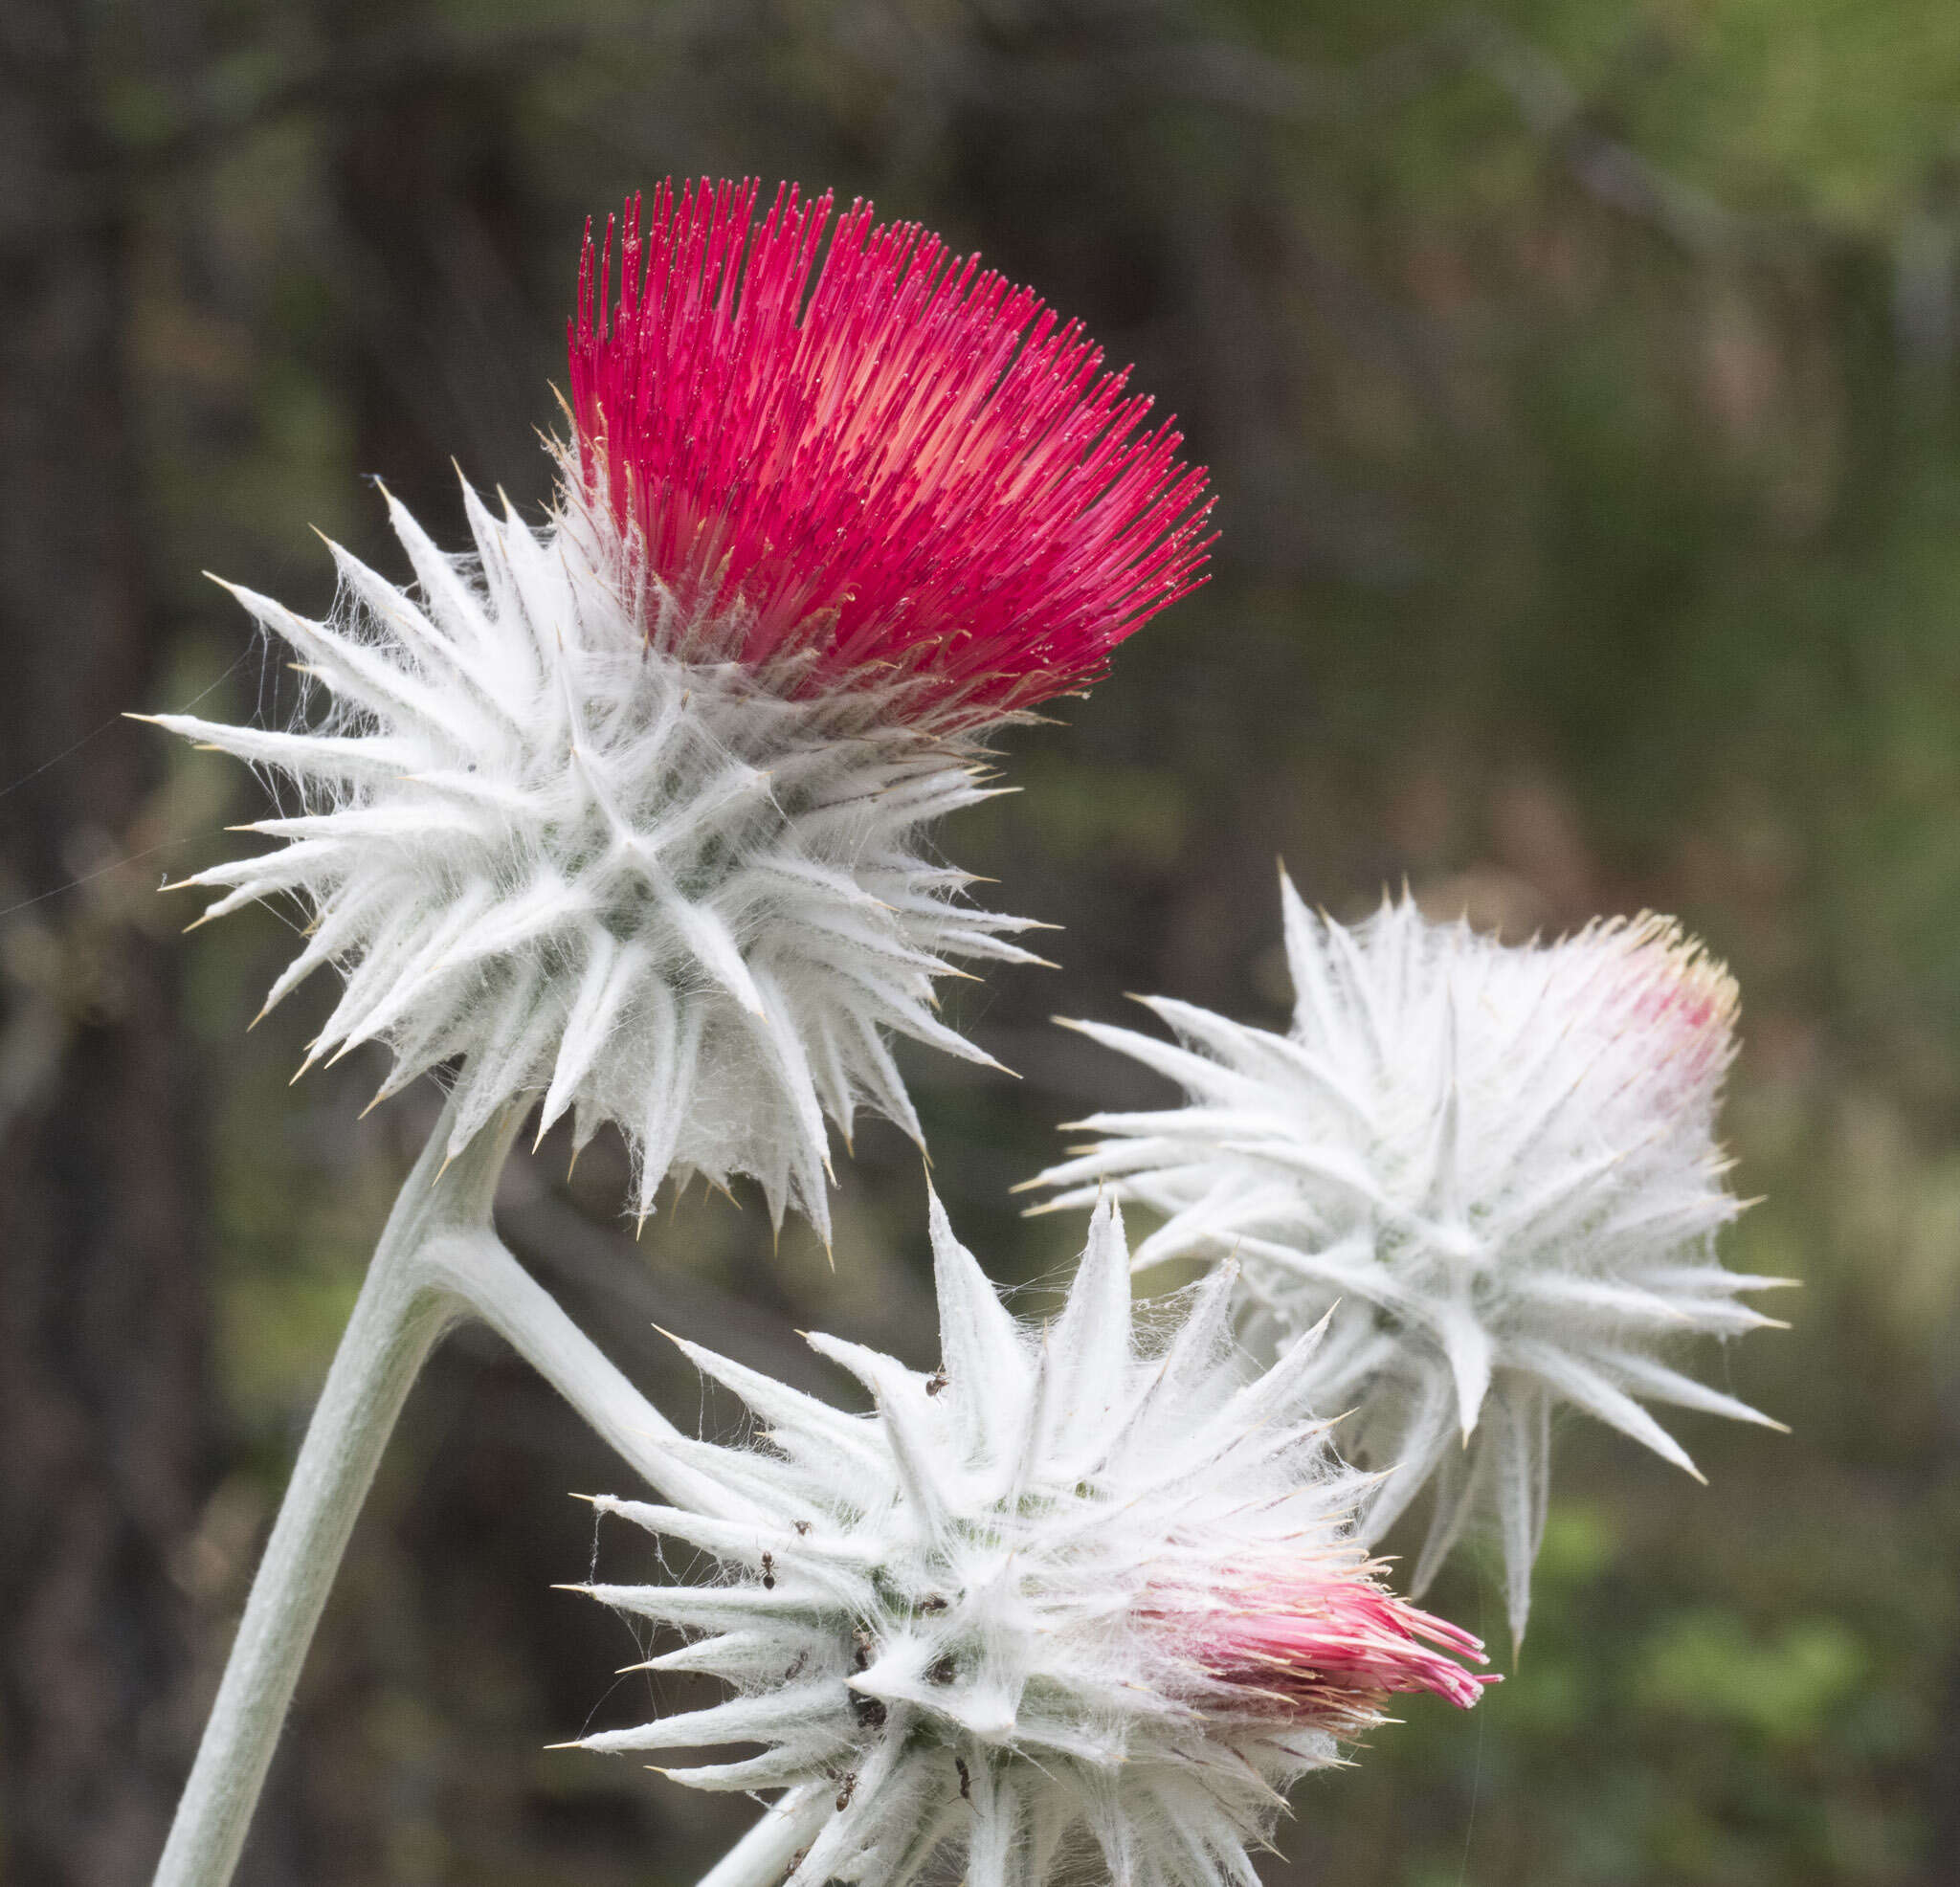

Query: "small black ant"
left=794, top=1520, right=811, bottom=1535
left=835, top=1772, right=858, bottom=1812
left=925, top=1652, right=958, bottom=1686
left=924, top=1369, right=948, bottom=1396
left=785, top=1651, right=808, bottom=1681
left=954, top=1757, right=971, bottom=1801
left=761, top=1551, right=776, bottom=1590
left=847, top=1628, right=886, bottom=1729
left=918, top=1595, right=948, bottom=1614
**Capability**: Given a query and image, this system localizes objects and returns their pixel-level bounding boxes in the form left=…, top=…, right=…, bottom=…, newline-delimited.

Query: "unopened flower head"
left=1027, top=875, right=1789, bottom=1645
left=149, top=181, right=1211, bottom=1237
left=566, top=1198, right=1487, bottom=1887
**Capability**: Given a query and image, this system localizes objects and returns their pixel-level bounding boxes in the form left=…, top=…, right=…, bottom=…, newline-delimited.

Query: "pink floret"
left=568, top=179, right=1214, bottom=724
left=1609, top=919, right=1740, bottom=1098
left=1158, top=1572, right=1495, bottom=1723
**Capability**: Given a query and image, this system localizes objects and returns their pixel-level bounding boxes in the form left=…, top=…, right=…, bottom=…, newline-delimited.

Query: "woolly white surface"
left=571, top=1200, right=1412, bottom=1887
left=1028, top=877, right=1790, bottom=1644
left=160, top=489, right=1048, bottom=1238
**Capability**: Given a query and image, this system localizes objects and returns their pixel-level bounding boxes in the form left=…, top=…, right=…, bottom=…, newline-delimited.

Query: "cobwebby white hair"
left=1026, top=874, right=1790, bottom=1644
left=566, top=1197, right=1486, bottom=1887
left=151, top=491, right=1044, bottom=1238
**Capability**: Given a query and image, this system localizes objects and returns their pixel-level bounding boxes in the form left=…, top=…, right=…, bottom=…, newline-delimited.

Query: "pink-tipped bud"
left=1030, top=890, right=1777, bottom=1654
left=568, top=179, right=1214, bottom=724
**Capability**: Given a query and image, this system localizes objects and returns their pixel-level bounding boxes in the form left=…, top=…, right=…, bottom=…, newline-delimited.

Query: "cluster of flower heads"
left=1028, top=874, right=1789, bottom=1644
left=567, top=1199, right=1488, bottom=1887
left=154, top=180, right=1211, bottom=1235
left=148, top=172, right=1785, bottom=1887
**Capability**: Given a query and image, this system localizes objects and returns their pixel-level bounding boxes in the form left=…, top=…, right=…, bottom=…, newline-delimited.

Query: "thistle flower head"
left=1028, top=875, right=1790, bottom=1645
left=568, top=179, right=1214, bottom=725
left=567, top=1198, right=1487, bottom=1887
left=150, top=182, right=1210, bottom=1236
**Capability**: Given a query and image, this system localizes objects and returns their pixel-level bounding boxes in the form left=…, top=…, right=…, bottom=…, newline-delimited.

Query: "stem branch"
left=153, top=1104, right=694, bottom=1887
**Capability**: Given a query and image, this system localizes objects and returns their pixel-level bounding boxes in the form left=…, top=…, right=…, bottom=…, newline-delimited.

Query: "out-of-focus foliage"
left=52, top=0, right=1960, bottom=1880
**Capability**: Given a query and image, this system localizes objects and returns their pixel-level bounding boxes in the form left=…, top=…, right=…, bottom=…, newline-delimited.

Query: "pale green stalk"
left=153, top=1102, right=693, bottom=1887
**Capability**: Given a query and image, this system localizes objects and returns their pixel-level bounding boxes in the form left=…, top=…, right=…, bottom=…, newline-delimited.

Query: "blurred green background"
left=5, top=0, right=1959, bottom=1882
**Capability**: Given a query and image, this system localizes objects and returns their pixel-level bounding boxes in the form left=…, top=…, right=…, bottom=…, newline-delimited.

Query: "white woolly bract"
left=156, top=488, right=1048, bottom=1237
left=1026, top=875, right=1790, bottom=1646
left=567, top=1198, right=1484, bottom=1887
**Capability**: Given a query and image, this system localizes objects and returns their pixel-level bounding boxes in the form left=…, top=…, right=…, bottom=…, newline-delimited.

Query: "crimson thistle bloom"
left=153, top=179, right=1213, bottom=1236
left=567, top=179, right=1211, bottom=723
left=567, top=1199, right=1486, bottom=1887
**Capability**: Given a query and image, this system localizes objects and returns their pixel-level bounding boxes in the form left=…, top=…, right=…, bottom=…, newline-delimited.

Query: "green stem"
left=152, top=1104, right=694, bottom=1887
